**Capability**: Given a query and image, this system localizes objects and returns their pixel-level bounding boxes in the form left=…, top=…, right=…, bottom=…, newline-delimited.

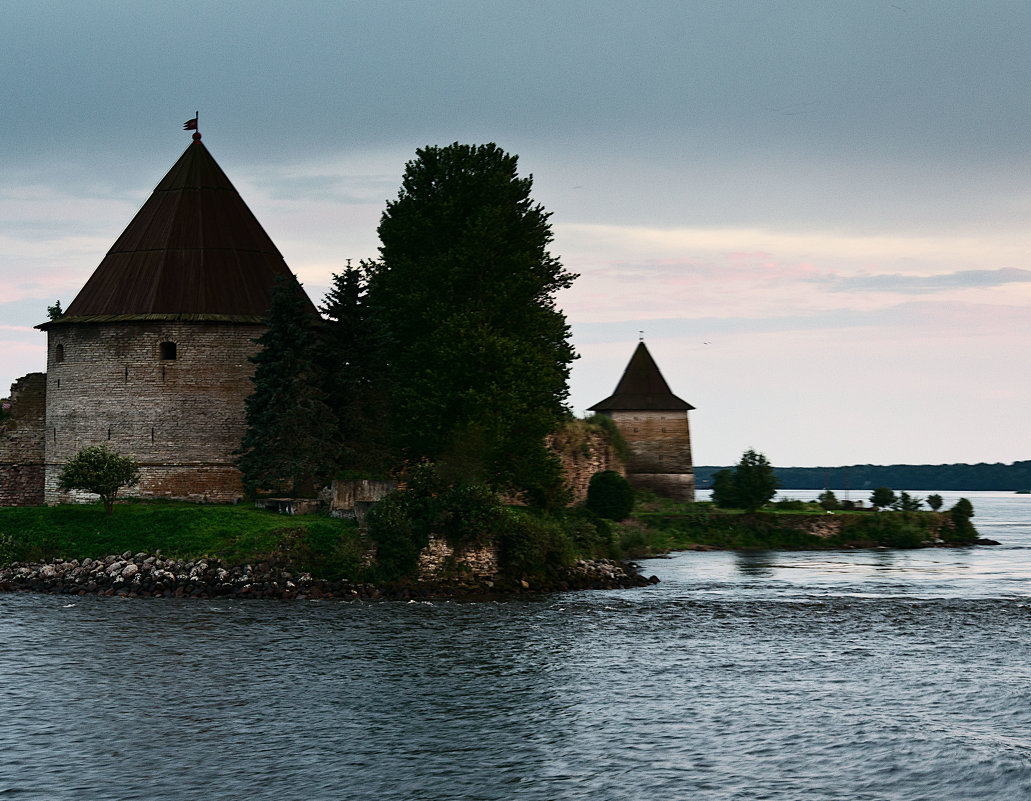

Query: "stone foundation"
left=628, top=472, right=696, bottom=503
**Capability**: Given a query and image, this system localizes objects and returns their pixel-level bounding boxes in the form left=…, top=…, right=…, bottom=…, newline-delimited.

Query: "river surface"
left=1, top=491, right=1030, bottom=800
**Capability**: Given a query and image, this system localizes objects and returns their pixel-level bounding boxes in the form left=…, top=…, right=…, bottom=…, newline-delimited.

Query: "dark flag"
left=184, top=117, right=198, bottom=130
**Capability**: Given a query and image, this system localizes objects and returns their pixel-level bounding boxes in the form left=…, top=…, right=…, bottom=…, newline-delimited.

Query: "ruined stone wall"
left=608, top=410, right=694, bottom=502
left=44, top=321, right=266, bottom=504
left=0, top=373, right=46, bottom=506
left=328, top=479, right=398, bottom=511
left=418, top=536, right=500, bottom=582
left=547, top=423, right=625, bottom=504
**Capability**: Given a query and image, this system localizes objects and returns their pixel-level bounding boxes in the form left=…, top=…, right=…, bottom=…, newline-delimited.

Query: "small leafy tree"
left=893, top=491, right=923, bottom=512
left=926, top=493, right=944, bottom=511
left=585, top=470, right=635, bottom=521
left=818, top=490, right=840, bottom=511
left=57, top=445, right=140, bottom=514
left=870, top=486, right=897, bottom=509
left=712, top=449, right=779, bottom=512
left=46, top=300, right=63, bottom=320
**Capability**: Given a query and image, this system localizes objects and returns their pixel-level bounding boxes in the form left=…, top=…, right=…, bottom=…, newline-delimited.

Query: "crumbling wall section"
left=418, top=536, right=500, bottom=582
left=547, top=422, right=625, bottom=504
left=0, top=373, right=47, bottom=506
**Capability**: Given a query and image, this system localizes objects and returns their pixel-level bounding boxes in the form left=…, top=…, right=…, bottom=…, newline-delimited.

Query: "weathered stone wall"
left=547, top=423, right=625, bottom=504
left=607, top=410, right=694, bottom=502
left=44, top=321, right=266, bottom=504
left=0, top=373, right=47, bottom=506
left=328, top=479, right=398, bottom=510
left=417, top=536, right=500, bottom=582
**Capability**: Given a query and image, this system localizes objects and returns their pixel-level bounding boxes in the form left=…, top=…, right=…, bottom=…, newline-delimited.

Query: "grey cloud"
left=829, top=268, right=1031, bottom=293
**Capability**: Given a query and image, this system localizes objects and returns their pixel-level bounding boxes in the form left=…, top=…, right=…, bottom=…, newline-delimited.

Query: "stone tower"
left=588, top=341, right=695, bottom=502
left=38, top=133, right=314, bottom=504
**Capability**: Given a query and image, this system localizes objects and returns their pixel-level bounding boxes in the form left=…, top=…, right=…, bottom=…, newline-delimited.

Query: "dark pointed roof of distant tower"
left=588, top=341, right=694, bottom=412
left=42, top=135, right=314, bottom=325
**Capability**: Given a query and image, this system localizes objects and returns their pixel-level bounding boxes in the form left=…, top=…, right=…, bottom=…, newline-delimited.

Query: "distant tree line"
left=694, top=462, right=1031, bottom=491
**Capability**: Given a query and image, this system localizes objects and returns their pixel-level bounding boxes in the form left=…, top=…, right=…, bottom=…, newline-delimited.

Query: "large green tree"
left=236, top=276, right=338, bottom=497
left=370, top=142, right=577, bottom=502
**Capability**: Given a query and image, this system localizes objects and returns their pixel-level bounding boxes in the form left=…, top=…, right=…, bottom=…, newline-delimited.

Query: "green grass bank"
left=0, top=501, right=366, bottom=581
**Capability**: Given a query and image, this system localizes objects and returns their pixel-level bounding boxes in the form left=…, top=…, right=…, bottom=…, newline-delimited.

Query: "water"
left=2, top=491, right=1030, bottom=800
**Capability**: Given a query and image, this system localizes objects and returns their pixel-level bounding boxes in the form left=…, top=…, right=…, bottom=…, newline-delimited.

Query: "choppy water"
left=1, top=491, right=1030, bottom=800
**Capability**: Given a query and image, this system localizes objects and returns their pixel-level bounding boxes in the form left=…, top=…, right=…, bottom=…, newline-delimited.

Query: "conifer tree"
left=370, top=142, right=577, bottom=503
left=236, top=276, right=337, bottom=497
left=320, top=261, right=392, bottom=474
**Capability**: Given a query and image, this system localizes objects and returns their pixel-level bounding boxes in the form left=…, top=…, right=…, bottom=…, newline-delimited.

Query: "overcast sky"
left=2, top=1, right=1029, bottom=467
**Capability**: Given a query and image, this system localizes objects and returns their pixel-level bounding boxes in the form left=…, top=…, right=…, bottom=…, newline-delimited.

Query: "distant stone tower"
left=38, top=133, right=314, bottom=504
left=588, top=341, right=695, bottom=502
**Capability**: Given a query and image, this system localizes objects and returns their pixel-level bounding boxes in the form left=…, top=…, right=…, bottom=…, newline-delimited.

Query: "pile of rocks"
left=0, top=552, right=658, bottom=600
left=557, top=559, right=659, bottom=591
left=0, top=552, right=344, bottom=600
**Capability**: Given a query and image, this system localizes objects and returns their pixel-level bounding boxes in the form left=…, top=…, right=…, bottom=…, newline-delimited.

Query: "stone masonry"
left=607, top=409, right=694, bottom=501
left=0, top=373, right=46, bottom=506
left=44, top=321, right=266, bottom=504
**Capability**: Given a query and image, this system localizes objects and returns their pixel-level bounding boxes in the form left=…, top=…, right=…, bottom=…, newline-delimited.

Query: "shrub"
left=365, top=491, right=421, bottom=581
left=496, top=508, right=575, bottom=580
left=586, top=470, right=635, bottom=520
left=58, top=445, right=140, bottom=514
left=366, top=461, right=511, bottom=580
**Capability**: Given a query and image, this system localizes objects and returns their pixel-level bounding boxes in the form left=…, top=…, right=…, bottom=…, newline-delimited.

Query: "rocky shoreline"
left=0, top=553, right=658, bottom=600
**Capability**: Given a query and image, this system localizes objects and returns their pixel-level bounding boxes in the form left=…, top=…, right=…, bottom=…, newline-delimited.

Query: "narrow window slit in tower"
left=151, top=427, right=155, bottom=443
left=125, top=366, right=129, bottom=382
left=56, top=378, right=60, bottom=389
left=107, top=427, right=111, bottom=440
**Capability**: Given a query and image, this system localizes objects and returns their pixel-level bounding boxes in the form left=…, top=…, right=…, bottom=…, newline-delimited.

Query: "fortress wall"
left=0, top=373, right=47, bottom=506
left=44, top=321, right=266, bottom=504
left=547, top=426, right=625, bottom=504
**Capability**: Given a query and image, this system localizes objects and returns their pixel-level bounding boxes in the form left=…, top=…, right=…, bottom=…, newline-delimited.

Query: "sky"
left=2, top=0, right=1029, bottom=467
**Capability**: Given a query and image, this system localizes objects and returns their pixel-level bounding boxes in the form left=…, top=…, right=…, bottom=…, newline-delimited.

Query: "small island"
left=0, top=138, right=991, bottom=600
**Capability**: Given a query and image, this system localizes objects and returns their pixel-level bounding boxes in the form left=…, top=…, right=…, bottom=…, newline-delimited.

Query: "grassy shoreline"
left=0, top=500, right=366, bottom=580
left=0, top=495, right=984, bottom=589
left=617, top=496, right=982, bottom=557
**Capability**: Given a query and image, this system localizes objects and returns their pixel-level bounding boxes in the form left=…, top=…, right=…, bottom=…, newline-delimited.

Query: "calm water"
left=2, top=491, right=1030, bottom=800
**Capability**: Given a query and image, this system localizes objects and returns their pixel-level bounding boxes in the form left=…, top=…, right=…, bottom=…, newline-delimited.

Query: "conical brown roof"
left=589, top=341, right=694, bottom=412
left=50, top=137, right=311, bottom=323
